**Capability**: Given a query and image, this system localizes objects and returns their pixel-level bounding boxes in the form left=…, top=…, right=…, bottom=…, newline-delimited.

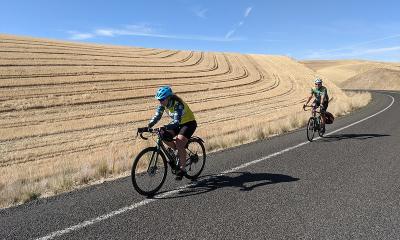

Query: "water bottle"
left=167, top=148, right=175, bottom=161
left=173, top=150, right=180, bottom=167
left=166, top=148, right=177, bottom=165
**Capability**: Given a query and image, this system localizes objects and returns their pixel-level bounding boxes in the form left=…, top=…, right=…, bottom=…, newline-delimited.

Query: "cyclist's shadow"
left=154, top=172, right=299, bottom=199
left=321, top=133, right=390, bottom=142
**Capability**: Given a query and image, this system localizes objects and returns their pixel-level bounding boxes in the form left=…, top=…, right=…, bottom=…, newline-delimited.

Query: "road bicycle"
left=132, top=128, right=206, bottom=196
left=303, top=104, right=325, bottom=141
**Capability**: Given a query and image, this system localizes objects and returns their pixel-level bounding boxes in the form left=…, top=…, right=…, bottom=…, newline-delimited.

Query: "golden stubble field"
left=302, top=60, right=400, bottom=90
left=0, top=34, right=370, bottom=207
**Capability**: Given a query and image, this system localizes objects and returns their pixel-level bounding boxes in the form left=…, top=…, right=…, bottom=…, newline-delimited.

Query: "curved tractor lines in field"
left=0, top=52, right=269, bottom=166
left=0, top=52, right=207, bottom=93
left=0, top=41, right=176, bottom=57
left=0, top=53, right=220, bottom=112
left=0, top=54, right=239, bottom=114
left=0, top=36, right=155, bottom=52
left=0, top=53, right=249, bottom=142
left=0, top=51, right=206, bottom=79
left=0, top=35, right=316, bottom=190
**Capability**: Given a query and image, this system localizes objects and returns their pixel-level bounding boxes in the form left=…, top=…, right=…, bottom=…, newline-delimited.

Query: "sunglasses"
left=158, top=98, right=167, bottom=102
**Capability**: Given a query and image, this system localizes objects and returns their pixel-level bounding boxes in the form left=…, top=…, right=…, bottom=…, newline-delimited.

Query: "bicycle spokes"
left=184, top=139, right=206, bottom=180
left=307, top=117, right=316, bottom=142
left=188, top=152, right=199, bottom=164
left=131, top=147, right=167, bottom=196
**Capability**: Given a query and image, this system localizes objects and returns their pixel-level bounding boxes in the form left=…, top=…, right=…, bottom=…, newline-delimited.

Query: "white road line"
left=36, top=94, right=395, bottom=240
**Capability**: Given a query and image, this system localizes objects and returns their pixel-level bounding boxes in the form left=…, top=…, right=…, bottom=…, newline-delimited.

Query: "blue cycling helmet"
left=155, top=86, right=173, bottom=100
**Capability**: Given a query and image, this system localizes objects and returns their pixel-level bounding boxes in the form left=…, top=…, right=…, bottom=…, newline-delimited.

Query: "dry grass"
left=302, top=60, right=400, bottom=90
left=0, top=34, right=371, bottom=208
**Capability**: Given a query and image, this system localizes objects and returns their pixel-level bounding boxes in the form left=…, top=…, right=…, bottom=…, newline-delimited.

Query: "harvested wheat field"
left=302, top=60, right=400, bottom=90
left=0, top=34, right=370, bottom=207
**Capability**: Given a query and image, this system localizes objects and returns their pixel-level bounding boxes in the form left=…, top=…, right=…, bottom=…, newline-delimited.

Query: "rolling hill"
left=0, top=34, right=363, bottom=207
left=302, top=60, right=400, bottom=90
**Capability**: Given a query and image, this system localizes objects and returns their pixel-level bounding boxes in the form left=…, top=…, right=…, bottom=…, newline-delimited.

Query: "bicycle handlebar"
left=302, top=105, right=313, bottom=111
left=302, top=96, right=334, bottom=111
left=303, top=105, right=321, bottom=113
left=137, top=127, right=159, bottom=140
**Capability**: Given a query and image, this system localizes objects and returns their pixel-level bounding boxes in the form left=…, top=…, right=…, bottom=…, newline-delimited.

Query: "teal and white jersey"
left=311, top=86, right=329, bottom=102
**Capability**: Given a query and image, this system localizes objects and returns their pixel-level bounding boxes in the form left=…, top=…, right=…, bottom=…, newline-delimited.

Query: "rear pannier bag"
left=325, top=112, right=335, bottom=124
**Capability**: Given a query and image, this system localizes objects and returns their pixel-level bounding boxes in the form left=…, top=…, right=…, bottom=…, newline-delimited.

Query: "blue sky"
left=1, top=0, right=399, bottom=62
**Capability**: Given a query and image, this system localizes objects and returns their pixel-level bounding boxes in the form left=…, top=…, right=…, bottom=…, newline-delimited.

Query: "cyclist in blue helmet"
left=145, top=86, right=197, bottom=180
left=304, top=78, right=329, bottom=134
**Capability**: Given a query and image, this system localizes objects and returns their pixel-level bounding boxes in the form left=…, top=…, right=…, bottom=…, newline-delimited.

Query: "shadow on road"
left=154, top=172, right=299, bottom=199
left=322, top=133, right=390, bottom=142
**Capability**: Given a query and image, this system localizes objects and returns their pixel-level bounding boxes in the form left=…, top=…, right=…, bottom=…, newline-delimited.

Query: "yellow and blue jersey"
left=148, top=97, right=195, bottom=129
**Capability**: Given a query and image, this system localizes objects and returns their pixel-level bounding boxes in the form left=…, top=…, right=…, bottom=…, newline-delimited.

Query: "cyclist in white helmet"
left=304, top=78, right=329, bottom=134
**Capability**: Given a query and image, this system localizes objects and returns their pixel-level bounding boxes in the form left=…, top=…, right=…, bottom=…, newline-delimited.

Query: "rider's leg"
left=162, top=130, right=176, bottom=149
left=175, top=134, right=189, bottom=171
left=174, top=121, right=197, bottom=180
left=321, top=102, right=329, bottom=131
left=320, top=112, right=326, bottom=129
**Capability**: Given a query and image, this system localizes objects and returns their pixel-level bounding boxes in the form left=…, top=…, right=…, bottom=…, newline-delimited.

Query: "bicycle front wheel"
left=318, top=116, right=324, bottom=137
left=184, top=138, right=206, bottom=180
left=131, top=147, right=167, bottom=196
left=307, top=117, right=315, bottom=142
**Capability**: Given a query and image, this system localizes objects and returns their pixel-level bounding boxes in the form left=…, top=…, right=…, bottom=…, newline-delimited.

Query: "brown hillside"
left=302, top=60, right=400, bottom=90
left=0, top=34, right=359, bottom=207
left=342, top=68, right=400, bottom=90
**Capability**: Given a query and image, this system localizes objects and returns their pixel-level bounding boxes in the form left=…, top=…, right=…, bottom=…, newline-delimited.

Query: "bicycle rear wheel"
left=184, top=138, right=206, bottom=180
left=131, top=147, right=167, bottom=196
left=307, top=117, right=315, bottom=142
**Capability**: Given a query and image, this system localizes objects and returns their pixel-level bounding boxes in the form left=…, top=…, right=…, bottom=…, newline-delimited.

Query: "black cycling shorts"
left=313, top=100, right=329, bottom=113
left=173, top=120, right=197, bottom=139
left=160, top=130, right=174, bottom=142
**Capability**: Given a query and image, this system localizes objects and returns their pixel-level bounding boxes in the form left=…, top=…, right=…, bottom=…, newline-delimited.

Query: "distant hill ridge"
left=302, top=60, right=400, bottom=90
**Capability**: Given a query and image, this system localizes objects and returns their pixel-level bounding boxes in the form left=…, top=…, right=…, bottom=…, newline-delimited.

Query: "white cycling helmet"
left=314, top=78, right=323, bottom=84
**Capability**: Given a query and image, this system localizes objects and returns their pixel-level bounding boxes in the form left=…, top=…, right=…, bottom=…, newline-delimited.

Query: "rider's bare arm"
left=305, top=94, right=313, bottom=106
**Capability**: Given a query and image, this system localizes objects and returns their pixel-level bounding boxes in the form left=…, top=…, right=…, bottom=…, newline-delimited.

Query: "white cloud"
left=225, top=29, right=236, bottom=39
left=194, top=8, right=208, bottom=19
left=312, top=34, right=400, bottom=55
left=95, top=24, right=154, bottom=37
left=305, top=34, right=400, bottom=60
left=125, top=24, right=153, bottom=33
left=244, top=7, right=252, bottom=18
left=224, top=7, right=253, bottom=39
left=67, top=31, right=94, bottom=40
left=306, top=46, right=400, bottom=60
left=68, top=25, right=243, bottom=42
left=362, top=46, right=400, bottom=54
left=95, top=29, right=115, bottom=37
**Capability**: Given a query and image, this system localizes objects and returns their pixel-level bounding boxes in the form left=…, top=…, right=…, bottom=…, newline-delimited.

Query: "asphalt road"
left=1, top=90, right=399, bottom=240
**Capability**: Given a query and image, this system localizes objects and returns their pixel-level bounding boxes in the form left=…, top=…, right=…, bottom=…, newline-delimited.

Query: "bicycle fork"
left=147, top=140, right=163, bottom=176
